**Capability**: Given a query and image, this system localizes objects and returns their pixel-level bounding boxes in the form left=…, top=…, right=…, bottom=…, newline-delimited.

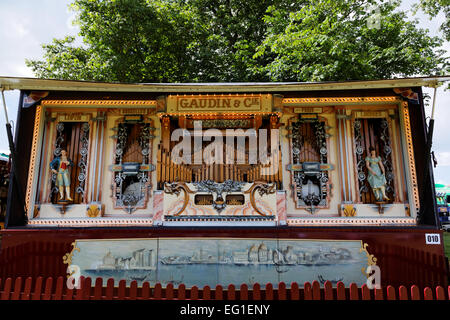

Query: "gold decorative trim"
left=360, top=242, right=377, bottom=266
left=161, top=112, right=280, bottom=117
left=402, top=102, right=420, bottom=214
left=62, top=242, right=80, bottom=266
left=41, top=100, right=157, bottom=106
left=63, top=242, right=80, bottom=279
left=342, top=204, right=356, bottom=217
left=25, top=105, right=42, bottom=213
left=283, top=96, right=401, bottom=106
left=86, top=204, right=101, bottom=217
left=360, top=242, right=377, bottom=276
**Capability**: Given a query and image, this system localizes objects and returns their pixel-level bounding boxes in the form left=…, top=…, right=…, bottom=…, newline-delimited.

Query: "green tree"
left=26, top=36, right=108, bottom=81
left=254, top=0, right=446, bottom=81
left=26, top=0, right=447, bottom=82
left=181, top=0, right=279, bottom=81
left=27, top=0, right=205, bottom=82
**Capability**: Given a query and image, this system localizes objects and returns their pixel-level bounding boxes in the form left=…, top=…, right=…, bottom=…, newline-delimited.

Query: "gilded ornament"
left=359, top=242, right=378, bottom=277
left=87, top=205, right=100, bottom=217
left=62, top=242, right=81, bottom=278
left=342, top=204, right=356, bottom=217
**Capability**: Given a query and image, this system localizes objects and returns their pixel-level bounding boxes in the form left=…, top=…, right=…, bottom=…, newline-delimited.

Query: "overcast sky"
left=0, top=0, right=449, bottom=182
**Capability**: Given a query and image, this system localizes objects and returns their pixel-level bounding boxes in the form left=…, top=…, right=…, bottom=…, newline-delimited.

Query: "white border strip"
left=287, top=217, right=416, bottom=226
left=28, top=218, right=153, bottom=227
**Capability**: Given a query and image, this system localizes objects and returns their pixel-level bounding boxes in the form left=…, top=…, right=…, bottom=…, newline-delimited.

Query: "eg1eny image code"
left=179, top=304, right=271, bottom=317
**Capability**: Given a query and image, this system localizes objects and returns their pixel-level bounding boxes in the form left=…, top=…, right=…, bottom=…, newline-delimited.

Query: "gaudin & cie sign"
left=166, top=94, right=273, bottom=113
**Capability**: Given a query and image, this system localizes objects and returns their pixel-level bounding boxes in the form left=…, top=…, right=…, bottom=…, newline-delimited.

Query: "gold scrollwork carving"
left=244, top=181, right=276, bottom=216
left=359, top=242, right=378, bottom=277
left=164, top=182, right=194, bottom=216
left=62, top=242, right=81, bottom=278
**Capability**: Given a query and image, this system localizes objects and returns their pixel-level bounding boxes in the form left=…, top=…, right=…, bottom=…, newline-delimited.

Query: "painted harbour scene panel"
left=72, top=239, right=158, bottom=285
left=69, top=238, right=370, bottom=288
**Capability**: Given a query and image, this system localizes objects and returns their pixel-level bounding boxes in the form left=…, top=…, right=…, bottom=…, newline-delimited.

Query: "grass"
left=444, top=232, right=450, bottom=259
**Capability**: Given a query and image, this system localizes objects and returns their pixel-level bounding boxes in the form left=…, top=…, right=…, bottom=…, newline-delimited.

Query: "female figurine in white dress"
left=365, top=146, right=389, bottom=201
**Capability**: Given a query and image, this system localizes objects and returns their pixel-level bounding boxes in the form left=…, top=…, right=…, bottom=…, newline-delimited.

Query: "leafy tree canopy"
left=26, top=0, right=448, bottom=82
left=415, top=0, right=450, bottom=41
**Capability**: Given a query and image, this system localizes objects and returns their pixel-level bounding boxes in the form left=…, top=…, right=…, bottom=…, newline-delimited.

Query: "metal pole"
left=430, top=85, right=438, bottom=120
left=1, top=89, right=27, bottom=226
left=418, top=85, right=438, bottom=225
left=1, top=89, right=16, bottom=161
left=1, top=88, right=9, bottom=124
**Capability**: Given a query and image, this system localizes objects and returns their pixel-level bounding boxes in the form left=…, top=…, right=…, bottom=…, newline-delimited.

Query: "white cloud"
left=0, top=0, right=78, bottom=78
left=11, top=21, right=29, bottom=38
left=14, top=65, right=34, bottom=78
left=435, top=152, right=450, bottom=167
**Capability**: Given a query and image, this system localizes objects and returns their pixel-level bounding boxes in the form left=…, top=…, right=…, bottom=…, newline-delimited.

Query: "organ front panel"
left=25, top=92, right=416, bottom=226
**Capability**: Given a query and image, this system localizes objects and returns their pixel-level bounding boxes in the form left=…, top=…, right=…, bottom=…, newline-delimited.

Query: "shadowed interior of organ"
left=297, top=122, right=320, bottom=162
left=157, top=115, right=282, bottom=190
left=112, top=121, right=153, bottom=209
left=122, top=125, right=144, bottom=163
left=291, top=119, right=328, bottom=207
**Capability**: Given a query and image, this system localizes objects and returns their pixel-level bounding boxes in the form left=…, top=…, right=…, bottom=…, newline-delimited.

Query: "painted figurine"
left=365, top=146, right=390, bottom=202
left=50, top=149, right=74, bottom=201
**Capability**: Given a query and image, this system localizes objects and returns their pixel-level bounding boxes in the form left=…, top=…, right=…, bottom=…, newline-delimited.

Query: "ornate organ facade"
left=21, top=84, right=421, bottom=227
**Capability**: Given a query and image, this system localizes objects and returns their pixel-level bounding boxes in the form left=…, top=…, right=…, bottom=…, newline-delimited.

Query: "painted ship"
left=157, top=242, right=356, bottom=268
left=161, top=248, right=217, bottom=265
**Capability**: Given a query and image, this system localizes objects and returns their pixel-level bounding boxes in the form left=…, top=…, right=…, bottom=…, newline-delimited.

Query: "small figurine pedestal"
left=375, top=201, right=388, bottom=214
left=56, top=200, right=72, bottom=214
